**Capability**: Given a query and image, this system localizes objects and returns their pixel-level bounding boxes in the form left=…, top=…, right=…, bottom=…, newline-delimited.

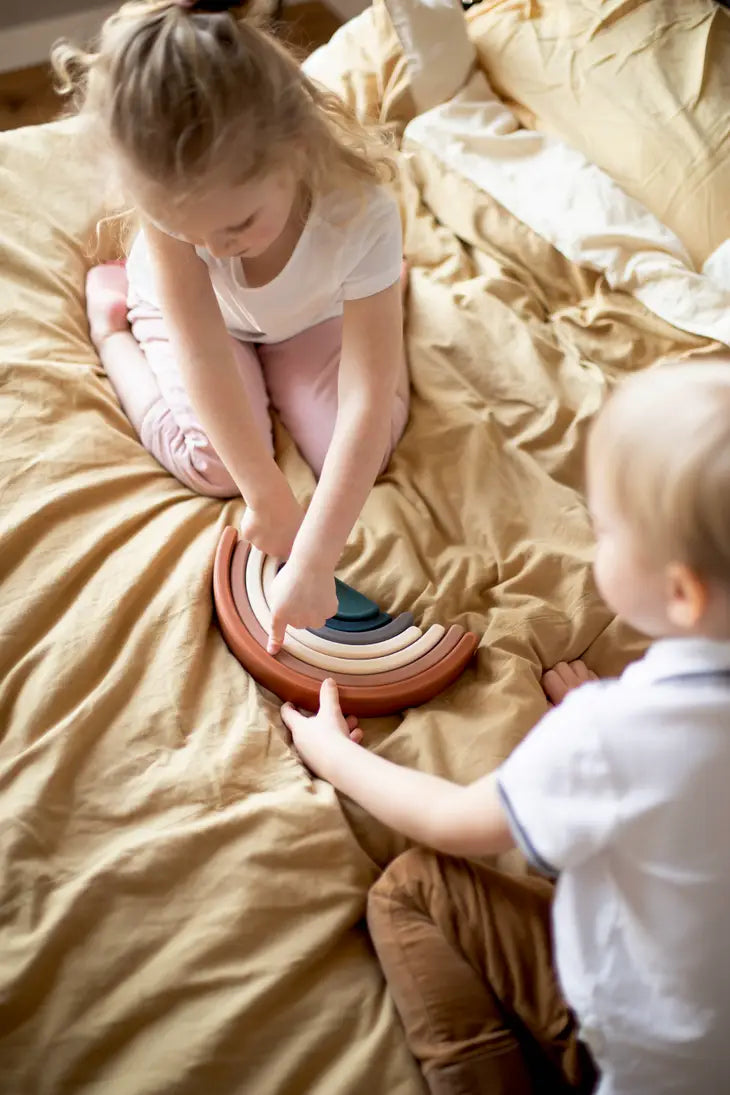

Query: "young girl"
left=55, top=0, right=408, bottom=652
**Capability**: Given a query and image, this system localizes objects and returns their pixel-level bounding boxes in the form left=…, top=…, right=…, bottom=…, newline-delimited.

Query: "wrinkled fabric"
left=0, top=12, right=717, bottom=1091
left=467, top=0, right=730, bottom=268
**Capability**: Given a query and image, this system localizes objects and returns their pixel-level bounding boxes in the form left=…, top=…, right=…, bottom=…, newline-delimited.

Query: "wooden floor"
left=0, top=2, right=341, bottom=132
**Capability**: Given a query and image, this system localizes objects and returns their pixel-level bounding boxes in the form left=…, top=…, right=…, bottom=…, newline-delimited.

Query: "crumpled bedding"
left=465, top=0, right=730, bottom=269
left=0, top=5, right=716, bottom=1092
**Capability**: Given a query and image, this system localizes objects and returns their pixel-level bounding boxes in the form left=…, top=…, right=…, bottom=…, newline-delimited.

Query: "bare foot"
left=542, top=659, right=598, bottom=705
left=86, top=263, right=129, bottom=351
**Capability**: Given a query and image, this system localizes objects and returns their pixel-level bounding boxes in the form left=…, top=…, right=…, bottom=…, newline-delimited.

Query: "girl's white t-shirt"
left=126, top=183, right=402, bottom=343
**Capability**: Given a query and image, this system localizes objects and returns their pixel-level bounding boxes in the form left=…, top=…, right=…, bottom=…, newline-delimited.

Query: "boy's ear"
left=666, top=562, right=707, bottom=630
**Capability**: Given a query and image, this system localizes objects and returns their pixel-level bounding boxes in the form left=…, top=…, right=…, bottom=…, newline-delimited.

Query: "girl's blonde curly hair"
left=52, top=0, right=397, bottom=201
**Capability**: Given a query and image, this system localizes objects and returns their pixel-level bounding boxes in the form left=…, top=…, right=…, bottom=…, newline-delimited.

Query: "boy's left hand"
left=542, top=659, right=598, bottom=704
left=281, top=679, right=363, bottom=778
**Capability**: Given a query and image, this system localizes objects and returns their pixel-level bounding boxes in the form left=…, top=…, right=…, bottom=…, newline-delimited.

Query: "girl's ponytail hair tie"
left=173, top=1, right=244, bottom=12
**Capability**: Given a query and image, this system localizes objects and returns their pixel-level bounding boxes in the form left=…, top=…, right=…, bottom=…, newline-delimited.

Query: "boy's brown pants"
left=367, top=848, right=598, bottom=1095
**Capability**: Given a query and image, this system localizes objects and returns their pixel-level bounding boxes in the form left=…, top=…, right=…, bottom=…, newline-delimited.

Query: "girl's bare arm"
left=144, top=224, right=302, bottom=547
left=290, top=279, right=402, bottom=569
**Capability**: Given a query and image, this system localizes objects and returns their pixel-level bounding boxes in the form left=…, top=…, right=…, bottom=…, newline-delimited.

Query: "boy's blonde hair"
left=52, top=0, right=396, bottom=201
left=589, top=362, right=730, bottom=586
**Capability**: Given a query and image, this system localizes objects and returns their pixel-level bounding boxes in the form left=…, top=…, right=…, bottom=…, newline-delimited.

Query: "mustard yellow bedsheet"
left=0, top=33, right=713, bottom=1095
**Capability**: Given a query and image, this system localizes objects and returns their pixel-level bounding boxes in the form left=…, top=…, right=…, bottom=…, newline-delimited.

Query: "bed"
left=2, top=1, right=729, bottom=1091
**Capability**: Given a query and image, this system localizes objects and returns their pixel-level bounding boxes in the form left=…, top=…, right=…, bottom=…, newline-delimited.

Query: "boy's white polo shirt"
left=497, top=638, right=730, bottom=1094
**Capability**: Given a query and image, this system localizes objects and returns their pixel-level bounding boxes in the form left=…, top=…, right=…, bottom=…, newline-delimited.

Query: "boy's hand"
left=542, top=659, right=598, bottom=705
left=281, top=679, right=363, bottom=778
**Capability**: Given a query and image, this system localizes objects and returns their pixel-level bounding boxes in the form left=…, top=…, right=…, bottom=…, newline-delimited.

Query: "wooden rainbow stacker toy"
left=213, top=527, right=479, bottom=716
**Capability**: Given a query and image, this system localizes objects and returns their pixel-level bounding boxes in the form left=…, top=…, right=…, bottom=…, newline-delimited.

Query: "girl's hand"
left=281, top=679, right=363, bottom=778
left=266, top=558, right=338, bottom=654
left=240, top=489, right=304, bottom=560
